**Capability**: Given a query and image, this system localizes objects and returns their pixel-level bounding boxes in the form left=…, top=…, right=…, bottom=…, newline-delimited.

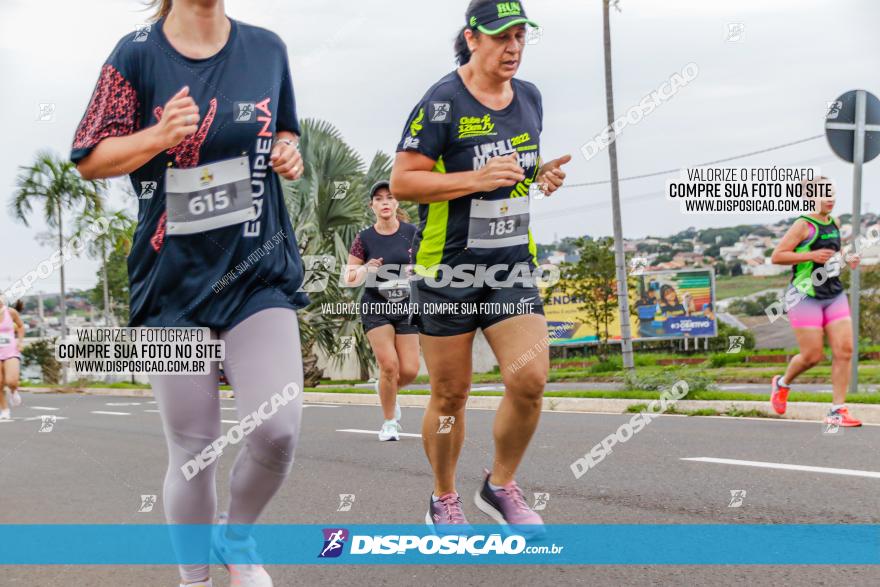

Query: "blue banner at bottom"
left=0, top=524, right=877, bottom=565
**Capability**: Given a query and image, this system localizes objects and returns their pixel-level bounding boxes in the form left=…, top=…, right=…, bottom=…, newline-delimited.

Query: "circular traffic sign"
left=825, top=89, right=880, bottom=163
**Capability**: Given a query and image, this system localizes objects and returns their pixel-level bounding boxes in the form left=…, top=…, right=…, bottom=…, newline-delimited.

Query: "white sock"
left=778, top=376, right=788, bottom=387
left=831, top=404, right=845, bottom=412
left=488, top=480, right=503, bottom=491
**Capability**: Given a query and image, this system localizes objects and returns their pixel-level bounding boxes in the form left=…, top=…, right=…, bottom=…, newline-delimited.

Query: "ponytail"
left=454, top=26, right=473, bottom=65
left=146, top=0, right=172, bottom=22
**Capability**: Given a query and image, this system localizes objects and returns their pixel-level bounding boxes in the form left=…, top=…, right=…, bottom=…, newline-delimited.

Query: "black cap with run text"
left=467, top=1, right=538, bottom=35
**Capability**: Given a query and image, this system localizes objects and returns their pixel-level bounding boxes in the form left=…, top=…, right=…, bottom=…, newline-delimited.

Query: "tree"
left=283, top=119, right=390, bottom=386
left=88, top=246, right=131, bottom=324
left=73, top=208, right=136, bottom=326
left=842, top=267, right=880, bottom=344
left=547, top=237, right=618, bottom=359
left=11, top=151, right=104, bottom=344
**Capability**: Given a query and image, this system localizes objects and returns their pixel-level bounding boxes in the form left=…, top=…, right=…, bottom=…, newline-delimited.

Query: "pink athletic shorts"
left=787, top=290, right=851, bottom=329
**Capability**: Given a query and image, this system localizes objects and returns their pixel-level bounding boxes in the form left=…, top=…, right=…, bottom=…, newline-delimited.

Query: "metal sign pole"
left=849, top=90, right=867, bottom=395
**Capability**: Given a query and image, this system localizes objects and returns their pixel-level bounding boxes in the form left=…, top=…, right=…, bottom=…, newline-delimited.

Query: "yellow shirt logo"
left=458, top=114, right=496, bottom=138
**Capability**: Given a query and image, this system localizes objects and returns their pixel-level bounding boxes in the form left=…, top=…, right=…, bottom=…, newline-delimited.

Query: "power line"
left=562, top=135, right=825, bottom=188
left=534, top=154, right=835, bottom=221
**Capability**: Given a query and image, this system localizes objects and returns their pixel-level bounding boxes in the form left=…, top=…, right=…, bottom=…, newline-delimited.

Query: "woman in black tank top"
left=345, top=181, right=420, bottom=441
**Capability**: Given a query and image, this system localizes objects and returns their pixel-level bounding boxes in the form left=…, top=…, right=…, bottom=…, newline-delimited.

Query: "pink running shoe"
left=474, top=471, right=546, bottom=539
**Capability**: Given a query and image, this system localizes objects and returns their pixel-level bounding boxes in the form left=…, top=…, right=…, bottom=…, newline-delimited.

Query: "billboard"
left=544, top=268, right=717, bottom=345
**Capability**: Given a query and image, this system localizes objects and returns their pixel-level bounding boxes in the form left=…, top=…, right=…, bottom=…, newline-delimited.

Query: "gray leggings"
left=149, top=307, right=304, bottom=582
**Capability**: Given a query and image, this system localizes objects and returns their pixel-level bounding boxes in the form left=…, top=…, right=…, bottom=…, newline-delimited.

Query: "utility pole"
left=602, top=0, right=635, bottom=370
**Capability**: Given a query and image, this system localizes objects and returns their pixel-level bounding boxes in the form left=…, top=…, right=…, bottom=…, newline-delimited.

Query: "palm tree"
left=284, top=119, right=394, bottom=386
left=602, top=0, right=635, bottom=371
left=11, top=151, right=104, bottom=342
left=72, top=208, right=136, bottom=326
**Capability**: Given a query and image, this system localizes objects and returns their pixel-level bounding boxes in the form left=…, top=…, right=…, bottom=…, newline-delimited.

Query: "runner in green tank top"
left=770, top=177, right=862, bottom=427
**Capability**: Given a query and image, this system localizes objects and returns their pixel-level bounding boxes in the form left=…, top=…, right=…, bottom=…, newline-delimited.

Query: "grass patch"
left=715, top=274, right=789, bottom=300
left=725, top=406, right=777, bottom=418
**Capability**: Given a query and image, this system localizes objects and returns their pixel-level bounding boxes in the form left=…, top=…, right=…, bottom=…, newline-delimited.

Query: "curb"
left=24, top=387, right=879, bottom=424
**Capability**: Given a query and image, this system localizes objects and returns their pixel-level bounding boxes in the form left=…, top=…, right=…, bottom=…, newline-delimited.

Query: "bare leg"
left=783, top=328, right=825, bottom=384
left=367, top=325, right=402, bottom=421
left=420, top=331, right=475, bottom=496
left=5, top=358, right=20, bottom=394
left=483, top=315, right=548, bottom=485
left=0, top=361, right=7, bottom=411
left=394, top=334, right=420, bottom=389
left=825, top=319, right=853, bottom=405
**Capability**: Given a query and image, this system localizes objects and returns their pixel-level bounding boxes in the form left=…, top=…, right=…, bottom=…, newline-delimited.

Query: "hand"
left=811, top=249, right=835, bottom=264
left=271, top=138, right=304, bottom=180
left=474, top=153, right=525, bottom=193
left=152, top=86, right=200, bottom=150
left=16, top=339, right=22, bottom=352
left=365, top=258, right=384, bottom=273
left=535, top=154, right=572, bottom=197
left=845, top=252, right=861, bottom=269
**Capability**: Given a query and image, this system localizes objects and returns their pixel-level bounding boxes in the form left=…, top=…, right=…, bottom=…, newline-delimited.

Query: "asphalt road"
left=1, top=391, right=879, bottom=586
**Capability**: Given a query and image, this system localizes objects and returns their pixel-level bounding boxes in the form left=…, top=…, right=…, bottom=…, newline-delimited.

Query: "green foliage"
left=546, top=237, right=618, bottom=358
left=589, top=359, right=622, bottom=374
left=623, top=368, right=717, bottom=395
left=727, top=292, right=780, bottom=316
left=21, top=338, right=61, bottom=384
left=284, top=119, right=391, bottom=384
left=707, top=321, right=755, bottom=352
left=88, top=246, right=131, bottom=323
left=708, top=352, right=746, bottom=368
left=842, top=266, right=880, bottom=344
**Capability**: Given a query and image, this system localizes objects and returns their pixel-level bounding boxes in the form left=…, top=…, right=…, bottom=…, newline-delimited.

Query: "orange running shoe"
left=825, top=407, right=862, bottom=427
left=770, top=375, right=790, bottom=415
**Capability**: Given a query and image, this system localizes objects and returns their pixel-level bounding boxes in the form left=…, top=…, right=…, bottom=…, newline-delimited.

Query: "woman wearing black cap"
left=345, top=181, right=419, bottom=441
left=391, top=0, right=570, bottom=535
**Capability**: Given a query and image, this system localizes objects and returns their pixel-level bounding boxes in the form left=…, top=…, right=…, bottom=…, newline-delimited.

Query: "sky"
left=0, top=0, right=878, bottom=294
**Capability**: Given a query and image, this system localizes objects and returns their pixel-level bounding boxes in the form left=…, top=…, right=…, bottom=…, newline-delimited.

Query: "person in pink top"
left=0, top=296, right=25, bottom=420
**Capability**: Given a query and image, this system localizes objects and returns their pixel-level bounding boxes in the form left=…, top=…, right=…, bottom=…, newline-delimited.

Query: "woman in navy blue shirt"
left=72, top=1, right=306, bottom=585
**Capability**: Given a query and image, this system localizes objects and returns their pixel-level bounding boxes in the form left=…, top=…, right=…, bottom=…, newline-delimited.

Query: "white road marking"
left=106, top=402, right=142, bottom=406
left=144, top=409, right=160, bottom=413
left=22, top=416, right=69, bottom=421
left=91, top=411, right=131, bottom=416
left=221, top=419, right=239, bottom=424
left=472, top=385, right=505, bottom=392
left=682, top=457, right=880, bottom=479
left=221, top=407, right=236, bottom=411
left=303, top=405, right=338, bottom=409
left=28, top=406, right=59, bottom=411
left=337, top=428, right=422, bottom=438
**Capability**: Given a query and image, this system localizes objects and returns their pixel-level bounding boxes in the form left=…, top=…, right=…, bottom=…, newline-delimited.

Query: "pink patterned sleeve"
left=71, top=64, right=140, bottom=163
left=350, top=233, right=367, bottom=261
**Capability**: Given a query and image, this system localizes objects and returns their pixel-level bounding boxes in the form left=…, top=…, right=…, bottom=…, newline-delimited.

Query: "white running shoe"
left=9, top=391, right=21, bottom=407
left=374, top=380, right=402, bottom=422
left=0, top=409, right=10, bottom=420
left=180, top=579, right=212, bottom=587
left=378, top=420, right=401, bottom=442
left=213, top=513, right=273, bottom=587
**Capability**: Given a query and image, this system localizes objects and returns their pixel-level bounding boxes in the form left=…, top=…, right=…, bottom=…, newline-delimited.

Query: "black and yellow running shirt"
left=791, top=215, right=843, bottom=299
left=396, top=71, right=542, bottom=275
